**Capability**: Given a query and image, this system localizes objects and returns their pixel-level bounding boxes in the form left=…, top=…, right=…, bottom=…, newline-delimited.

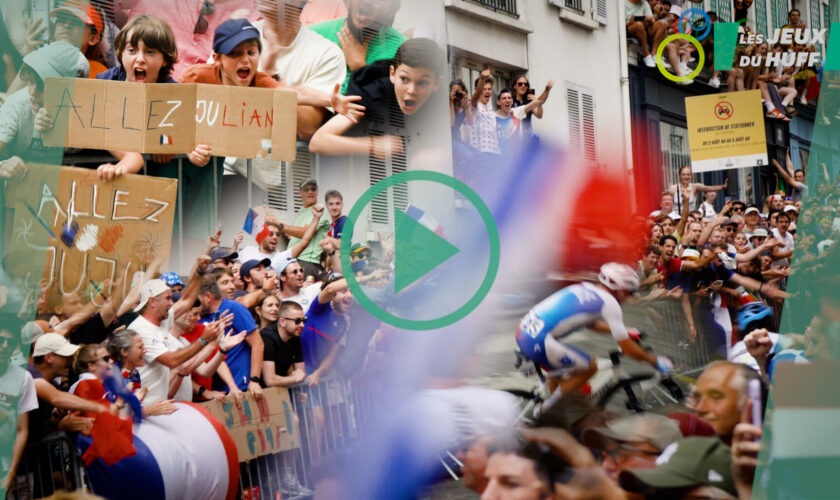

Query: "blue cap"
left=240, top=258, right=271, bottom=280
left=160, top=272, right=184, bottom=288
left=213, top=18, right=261, bottom=55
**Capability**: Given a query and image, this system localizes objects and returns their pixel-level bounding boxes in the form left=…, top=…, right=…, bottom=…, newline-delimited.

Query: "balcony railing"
left=564, top=0, right=584, bottom=14
left=471, top=0, right=518, bottom=17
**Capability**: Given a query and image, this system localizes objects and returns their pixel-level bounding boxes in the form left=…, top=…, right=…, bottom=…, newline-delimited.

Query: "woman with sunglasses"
left=512, top=74, right=548, bottom=137
left=668, top=165, right=728, bottom=215
left=69, top=343, right=113, bottom=417
left=259, top=298, right=306, bottom=388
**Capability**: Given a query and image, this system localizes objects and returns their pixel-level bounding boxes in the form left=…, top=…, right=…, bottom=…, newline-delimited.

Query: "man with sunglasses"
left=261, top=300, right=306, bottom=388
left=581, top=413, right=683, bottom=484
left=283, top=179, right=332, bottom=280
left=123, top=0, right=259, bottom=80
left=278, top=258, right=321, bottom=309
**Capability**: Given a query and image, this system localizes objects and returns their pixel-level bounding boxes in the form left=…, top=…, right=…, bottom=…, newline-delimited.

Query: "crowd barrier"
left=12, top=433, right=83, bottom=500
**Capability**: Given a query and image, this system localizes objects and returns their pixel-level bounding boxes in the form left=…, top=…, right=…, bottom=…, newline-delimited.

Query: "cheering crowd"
left=0, top=0, right=837, bottom=499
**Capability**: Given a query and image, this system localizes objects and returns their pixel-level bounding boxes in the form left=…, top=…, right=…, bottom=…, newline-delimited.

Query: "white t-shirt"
left=0, top=366, right=37, bottom=414
left=171, top=336, right=194, bottom=402
left=238, top=246, right=293, bottom=274
left=283, top=283, right=321, bottom=310
left=254, top=20, right=346, bottom=94
left=129, top=310, right=176, bottom=405
left=771, top=228, right=795, bottom=267
left=700, top=201, right=716, bottom=218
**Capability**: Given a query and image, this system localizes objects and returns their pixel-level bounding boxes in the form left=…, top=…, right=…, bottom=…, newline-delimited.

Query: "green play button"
left=393, top=208, right=459, bottom=293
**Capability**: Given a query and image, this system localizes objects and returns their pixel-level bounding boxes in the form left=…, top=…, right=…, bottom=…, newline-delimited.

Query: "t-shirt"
left=237, top=246, right=293, bottom=274
left=656, top=258, right=685, bottom=290
left=68, top=313, right=115, bottom=345
left=328, top=215, right=346, bottom=239
left=260, top=324, right=303, bottom=386
left=88, top=59, right=108, bottom=79
left=26, top=365, right=54, bottom=443
left=625, top=0, right=653, bottom=21
left=170, top=335, right=194, bottom=402
left=69, top=372, right=109, bottom=417
left=287, top=206, right=330, bottom=264
left=301, top=298, right=348, bottom=375
left=468, top=101, right=501, bottom=155
left=309, top=17, right=406, bottom=92
left=181, top=323, right=216, bottom=392
left=0, top=88, right=59, bottom=163
left=198, top=299, right=257, bottom=392
left=771, top=228, right=795, bottom=267
left=0, top=365, right=37, bottom=446
left=496, top=113, right=522, bottom=150
left=283, top=283, right=321, bottom=310
left=128, top=310, right=176, bottom=404
left=179, top=62, right=281, bottom=88
left=253, top=20, right=346, bottom=95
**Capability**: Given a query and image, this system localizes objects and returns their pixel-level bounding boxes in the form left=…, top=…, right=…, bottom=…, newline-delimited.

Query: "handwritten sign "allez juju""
left=43, top=78, right=298, bottom=161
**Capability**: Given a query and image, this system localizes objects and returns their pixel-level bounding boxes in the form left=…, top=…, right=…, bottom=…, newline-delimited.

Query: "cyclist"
left=515, top=263, right=674, bottom=406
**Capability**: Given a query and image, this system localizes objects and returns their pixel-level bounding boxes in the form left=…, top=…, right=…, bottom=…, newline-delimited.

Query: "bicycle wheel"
left=594, top=374, right=656, bottom=413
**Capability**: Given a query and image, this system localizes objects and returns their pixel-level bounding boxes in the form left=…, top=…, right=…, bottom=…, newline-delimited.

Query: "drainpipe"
left=616, top=0, right=636, bottom=211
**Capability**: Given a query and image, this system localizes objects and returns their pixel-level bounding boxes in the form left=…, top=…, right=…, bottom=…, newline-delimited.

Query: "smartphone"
left=634, top=16, right=645, bottom=21
left=31, top=0, right=50, bottom=42
left=748, top=379, right=762, bottom=427
left=526, top=88, right=535, bottom=97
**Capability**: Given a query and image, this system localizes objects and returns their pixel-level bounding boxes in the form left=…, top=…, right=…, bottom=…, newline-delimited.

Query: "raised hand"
left=188, top=144, right=213, bottom=166
left=331, top=84, right=365, bottom=123
left=337, top=25, right=368, bottom=71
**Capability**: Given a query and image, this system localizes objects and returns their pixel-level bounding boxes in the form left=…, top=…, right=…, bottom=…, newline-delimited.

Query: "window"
left=755, top=0, right=769, bottom=35
left=592, top=0, right=608, bottom=24
left=470, top=0, right=518, bottom=17
left=457, top=61, right=513, bottom=97
left=566, top=83, right=597, bottom=162
left=710, top=0, right=732, bottom=22
left=659, top=122, right=690, bottom=188
left=772, top=0, right=790, bottom=29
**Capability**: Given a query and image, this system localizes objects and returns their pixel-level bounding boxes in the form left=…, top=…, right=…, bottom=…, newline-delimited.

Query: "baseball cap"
left=582, top=414, right=683, bottom=452
left=160, top=272, right=184, bottom=288
left=210, top=247, right=238, bottom=262
left=133, top=279, right=171, bottom=312
left=681, top=248, right=701, bottom=260
left=277, top=257, right=298, bottom=274
left=618, top=437, right=736, bottom=496
left=750, top=227, right=769, bottom=238
left=240, top=258, right=271, bottom=280
left=351, top=243, right=371, bottom=255
left=22, top=41, right=82, bottom=81
left=213, top=18, right=261, bottom=55
left=51, top=3, right=104, bottom=34
left=721, top=220, right=738, bottom=227
left=298, top=178, right=318, bottom=190
left=744, top=207, right=760, bottom=216
left=784, top=205, right=798, bottom=213
left=33, top=333, right=80, bottom=357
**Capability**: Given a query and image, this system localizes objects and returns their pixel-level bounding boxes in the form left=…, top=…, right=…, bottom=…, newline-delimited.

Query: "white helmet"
left=598, top=263, right=639, bottom=292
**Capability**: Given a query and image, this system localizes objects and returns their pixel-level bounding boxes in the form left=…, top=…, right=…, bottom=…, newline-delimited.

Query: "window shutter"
left=566, top=84, right=597, bottom=162
left=593, top=0, right=608, bottom=24
left=367, top=98, right=409, bottom=229
left=266, top=143, right=312, bottom=218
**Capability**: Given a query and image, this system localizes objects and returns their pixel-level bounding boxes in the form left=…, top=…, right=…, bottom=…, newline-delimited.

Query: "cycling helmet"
left=160, top=272, right=184, bottom=288
left=737, top=301, right=773, bottom=331
left=598, top=263, right=640, bottom=292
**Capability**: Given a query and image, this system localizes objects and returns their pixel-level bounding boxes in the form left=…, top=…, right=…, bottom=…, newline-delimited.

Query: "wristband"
left=219, top=346, right=229, bottom=354
left=199, top=336, right=209, bottom=346
left=250, top=376, right=261, bottom=384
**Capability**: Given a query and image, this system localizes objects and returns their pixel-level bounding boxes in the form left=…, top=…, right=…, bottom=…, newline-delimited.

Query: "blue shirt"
left=199, top=299, right=257, bottom=391
left=301, top=299, right=348, bottom=375
left=328, top=215, right=346, bottom=239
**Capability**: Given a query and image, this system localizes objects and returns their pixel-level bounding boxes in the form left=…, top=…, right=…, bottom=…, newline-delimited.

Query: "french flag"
left=405, top=204, right=447, bottom=239
left=243, top=208, right=271, bottom=244
left=159, top=134, right=172, bottom=145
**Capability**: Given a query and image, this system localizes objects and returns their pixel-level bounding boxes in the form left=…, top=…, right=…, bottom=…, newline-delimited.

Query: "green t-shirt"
left=288, top=206, right=331, bottom=264
left=309, top=18, right=407, bottom=93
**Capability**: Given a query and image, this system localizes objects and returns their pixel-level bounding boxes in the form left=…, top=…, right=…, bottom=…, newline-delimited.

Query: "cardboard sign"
left=201, top=387, right=301, bottom=461
left=8, top=164, right=177, bottom=302
left=43, top=78, right=297, bottom=161
left=685, top=90, right=768, bottom=173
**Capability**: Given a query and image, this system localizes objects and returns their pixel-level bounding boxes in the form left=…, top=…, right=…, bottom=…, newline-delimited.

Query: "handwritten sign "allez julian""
left=43, top=78, right=298, bottom=161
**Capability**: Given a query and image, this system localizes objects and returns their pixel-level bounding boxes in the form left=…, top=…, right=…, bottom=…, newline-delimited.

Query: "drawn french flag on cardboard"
left=405, top=204, right=447, bottom=239
left=243, top=208, right=271, bottom=244
left=159, top=134, right=172, bottom=145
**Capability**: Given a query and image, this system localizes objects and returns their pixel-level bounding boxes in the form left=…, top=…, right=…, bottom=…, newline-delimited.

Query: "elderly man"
left=690, top=361, right=759, bottom=444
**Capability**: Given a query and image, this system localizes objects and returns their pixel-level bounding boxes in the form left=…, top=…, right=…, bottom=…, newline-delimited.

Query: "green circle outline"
left=656, top=33, right=705, bottom=82
left=340, top=171, right=500, bottom=330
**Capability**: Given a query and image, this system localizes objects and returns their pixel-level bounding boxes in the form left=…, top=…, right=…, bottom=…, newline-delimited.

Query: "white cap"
left=784, top=205, right=798, bottom=213
left=134, top=279, right=171, bottom=312
left=744, top=207, right=759, bottom=216
left=33, top=333, right=80, bottom=357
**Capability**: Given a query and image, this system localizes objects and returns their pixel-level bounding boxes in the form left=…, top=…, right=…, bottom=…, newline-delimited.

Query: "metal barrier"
left=12, top=433, right=84, bottom=500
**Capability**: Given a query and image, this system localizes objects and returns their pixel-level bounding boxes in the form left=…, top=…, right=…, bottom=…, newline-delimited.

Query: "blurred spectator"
left=301, top=276, right=352, bottom=386
left=0, top=327, right=37, bottom=491
left=300, top=0, right=347, bottom=26
left=309, top=0, right=405, bottom=92
left=260, top=300, right=306, bottom=387
left=51, top=2, right=108, bottom=78
left=325, top=190, right=347, bottom=246
left=619, top=437, right=737, bottom=499
left=733, top=0, right=753, bottom=25
left=625, top=0, right=656, bottom=68
left=582, top=413, right=683, bottom=482
left=467, top=70, right=500, bottom=158
left=668, top=166, right=728, bottom=214
left=278, top=259, right=321, bottom=308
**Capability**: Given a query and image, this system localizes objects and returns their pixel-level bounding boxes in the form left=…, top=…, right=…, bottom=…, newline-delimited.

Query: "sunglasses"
left=516, top=81, right=529, bottom=86
left=731, top=207, right=744, bottom=212
left=300, top=186, right=317, bottom=192
left=724, top=227, right=735, bottom=232
left=283, top=317, right=306, bottom=325
left=194, top=0, right=215, bottom=35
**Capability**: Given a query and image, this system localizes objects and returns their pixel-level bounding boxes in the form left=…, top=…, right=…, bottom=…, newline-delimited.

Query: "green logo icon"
left=393, top=207, right=460, bottom=293
left=341, top=171, right=500, bottom=330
